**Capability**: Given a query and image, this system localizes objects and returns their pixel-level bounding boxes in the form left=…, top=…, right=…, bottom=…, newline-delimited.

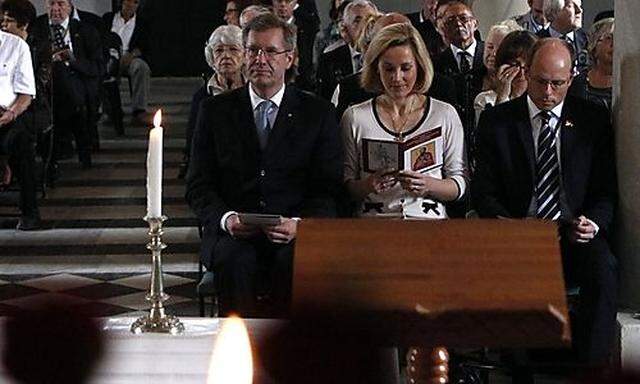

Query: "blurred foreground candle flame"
left=207, top=316, right=253, bottom=384
left=153, top=109, right=162, bottom=127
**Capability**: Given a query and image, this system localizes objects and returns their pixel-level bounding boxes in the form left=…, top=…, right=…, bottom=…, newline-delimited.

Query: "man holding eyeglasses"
left=473, top=38, right=617, bottom=366
left=186, top=13, right=342, bottom=317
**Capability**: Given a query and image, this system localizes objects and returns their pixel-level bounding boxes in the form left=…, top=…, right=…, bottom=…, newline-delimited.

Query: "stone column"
left=614, top=0, right=640, bottom=310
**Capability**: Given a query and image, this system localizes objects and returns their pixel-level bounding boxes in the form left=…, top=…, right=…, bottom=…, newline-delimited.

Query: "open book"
left=362, top=128, right=443, bottom=173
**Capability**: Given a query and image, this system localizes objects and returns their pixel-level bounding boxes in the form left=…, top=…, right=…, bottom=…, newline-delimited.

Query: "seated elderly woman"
left=181, top=24, right=245, bottom=178
left=342, top=22, right=467, bottom=219
left=568, top=17, right=614, bottom=113
left=474, top=30, right=538, bottom=122
left=479, top=20, right=522, bottom=91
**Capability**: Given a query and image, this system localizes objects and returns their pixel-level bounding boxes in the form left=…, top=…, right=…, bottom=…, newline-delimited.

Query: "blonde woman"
left=342, top=23, right=467, bottom=218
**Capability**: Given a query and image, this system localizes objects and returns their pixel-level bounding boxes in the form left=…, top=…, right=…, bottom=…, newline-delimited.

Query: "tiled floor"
left=0, top=272, right=202, bottom=317
left=0, top=78, right=204, bottom=319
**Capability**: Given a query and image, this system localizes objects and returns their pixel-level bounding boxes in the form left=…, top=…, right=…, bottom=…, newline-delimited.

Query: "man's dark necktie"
left=458, top=51, right=472, bottom=73
left=51, top=24, right=66, bottom=51
left=535, top=111, right=561, bottom=220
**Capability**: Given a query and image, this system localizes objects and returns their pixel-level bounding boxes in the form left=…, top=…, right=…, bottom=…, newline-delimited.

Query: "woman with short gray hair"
left=181, top=25, right=245, bottom=178
left=204, top=24, right=245, bottom=94
left=568, top=17, right=614, bottom=113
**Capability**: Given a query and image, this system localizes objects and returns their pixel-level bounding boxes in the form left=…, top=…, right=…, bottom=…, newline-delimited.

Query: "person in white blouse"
left=0, top=29, right=38, bottom=229
left=342, top=22, right=467, bottom=219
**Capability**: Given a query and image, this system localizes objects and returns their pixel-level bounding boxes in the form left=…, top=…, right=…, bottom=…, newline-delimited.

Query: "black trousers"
left=561, top=236, right=618, bottom=365
left=207, top=234, right=294, bottom=317
left=0, top=118, right=38, bottom=218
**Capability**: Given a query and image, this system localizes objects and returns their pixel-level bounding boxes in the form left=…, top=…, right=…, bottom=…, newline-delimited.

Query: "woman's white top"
left=342, top=96, right=468, bottom=219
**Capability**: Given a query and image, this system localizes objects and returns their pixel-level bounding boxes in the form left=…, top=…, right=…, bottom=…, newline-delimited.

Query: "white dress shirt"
left=450, top=40, right=476, bottom=71
left=525, top=95, right=599, bottom=233
left=111, top=12, right=137, bottom=53
left=0, top=31, right=35, bottom=109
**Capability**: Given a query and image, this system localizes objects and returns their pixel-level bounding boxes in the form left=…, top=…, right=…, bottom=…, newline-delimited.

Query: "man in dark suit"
left=473, top=38, right=617, bottom=365
left=513, top=0, right=549, bottom=34
left=31, top=0, right=102, bottom=170
left=186, top=13, right=343, bottom=316
left=103, top=0, right=152, bottom=126
left=433, top=1, right=486, bottom=147
left=406, top=0, right=444, bottom=59
left=539, top=0, right=588, bottom=74
left=272, top=0, right=319, bottom=91
left=316, top=0, right=377, bottom=101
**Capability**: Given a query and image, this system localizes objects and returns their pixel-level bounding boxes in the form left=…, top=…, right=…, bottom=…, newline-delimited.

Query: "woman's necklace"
left=382, top=95, right=417, bottom=142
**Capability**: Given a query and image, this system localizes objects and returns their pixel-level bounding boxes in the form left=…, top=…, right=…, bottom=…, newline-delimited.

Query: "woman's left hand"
left=397, top=170, right=434, bottom=197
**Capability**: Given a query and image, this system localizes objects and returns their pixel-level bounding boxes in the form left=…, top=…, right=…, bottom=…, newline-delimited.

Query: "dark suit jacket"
left=103, top=11, right=151, bottom=59
left=472, top=95, right=617, bottom=234
left=31, top=16, right=102, bottom=116
left=335, top=71, right=458, bottom=120
left=434, top=41, right=486, bottom=132
left=316, top=43, right=354, bottom=101
left=293, top=7, right=320, bottom=91
left=406, top=11, right=445, bottom=58
left=186, top=85, right=343, bottom=258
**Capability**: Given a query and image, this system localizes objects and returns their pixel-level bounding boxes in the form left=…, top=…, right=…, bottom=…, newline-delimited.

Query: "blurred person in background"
left=568, top=17, right=614, bottom=113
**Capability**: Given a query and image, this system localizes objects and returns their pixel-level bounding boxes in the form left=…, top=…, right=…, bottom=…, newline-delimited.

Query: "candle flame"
left=153, top=109, right=162, bottom=127
left=207, top=316, right=253, bottom=384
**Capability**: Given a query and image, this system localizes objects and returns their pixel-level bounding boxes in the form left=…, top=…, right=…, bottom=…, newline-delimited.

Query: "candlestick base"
left=131, top=314, right=185, bottom=335
left=131, top=215, right=184, bottom=334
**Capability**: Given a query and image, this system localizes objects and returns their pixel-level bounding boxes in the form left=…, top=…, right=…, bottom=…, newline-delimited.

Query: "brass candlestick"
left=131, top=215, right=185, bottom=334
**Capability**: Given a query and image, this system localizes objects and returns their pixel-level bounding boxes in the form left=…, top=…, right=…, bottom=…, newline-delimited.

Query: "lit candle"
left=146, top=110, right=163, bottom=218
left=208, top=316, right=253, bottom=384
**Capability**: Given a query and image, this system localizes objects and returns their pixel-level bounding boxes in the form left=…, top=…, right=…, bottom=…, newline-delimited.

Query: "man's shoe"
left=17, top=216, right=42, bottom=231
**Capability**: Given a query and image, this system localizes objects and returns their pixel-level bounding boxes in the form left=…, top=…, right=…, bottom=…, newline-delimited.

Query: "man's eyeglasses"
left=532, top=76, right=571, bottom=90
left=444, top=14, right=474, bottom=26
left=245, top=46, right=291, bottom=59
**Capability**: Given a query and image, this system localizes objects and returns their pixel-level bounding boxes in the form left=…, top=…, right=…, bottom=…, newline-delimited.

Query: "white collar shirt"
left=249, top=83, right=285, bottom=128
left=112, top=12, right=137, bottom=52
left=451, top=39, right=476, bottom=71
left=524, top=12, right=549, bottom=33
left=348, top=44, right=361, bottom=72
left=550, top=27, right=575, bottom=42
left=0, top=31, right=35, bottom=109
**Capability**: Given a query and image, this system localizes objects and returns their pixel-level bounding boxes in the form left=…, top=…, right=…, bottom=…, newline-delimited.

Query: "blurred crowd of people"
left=0, top=0, right=620, bottom=375
left=0, top=0, right=152, bottom=230
left=181, top=0, right=618, bottom=372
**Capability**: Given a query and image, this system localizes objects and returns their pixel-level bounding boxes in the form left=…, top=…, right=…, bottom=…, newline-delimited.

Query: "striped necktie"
left=535, top=111, right=561, bottom=220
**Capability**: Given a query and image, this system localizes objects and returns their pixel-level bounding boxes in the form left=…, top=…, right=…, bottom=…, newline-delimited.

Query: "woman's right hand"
left=366, top=168, right=397, bottom=195
left=495, top=64, right=520, bottom=103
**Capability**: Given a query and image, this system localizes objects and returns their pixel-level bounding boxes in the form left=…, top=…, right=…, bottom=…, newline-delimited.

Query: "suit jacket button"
left=260, top=170, right=266, bottom=177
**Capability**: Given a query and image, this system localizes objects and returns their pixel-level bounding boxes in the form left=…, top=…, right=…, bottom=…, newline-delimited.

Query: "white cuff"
left=585, top=218, right=600, bottom=236
left=220, top=211, right=237, bottom=233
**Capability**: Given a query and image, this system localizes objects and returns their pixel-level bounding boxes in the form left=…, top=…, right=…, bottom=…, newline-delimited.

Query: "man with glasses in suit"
left=186, top=13, right=342, bottom=317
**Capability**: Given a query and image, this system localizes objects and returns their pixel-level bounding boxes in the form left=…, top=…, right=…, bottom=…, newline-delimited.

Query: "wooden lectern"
left=291, top=219, right=570, bottom=382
